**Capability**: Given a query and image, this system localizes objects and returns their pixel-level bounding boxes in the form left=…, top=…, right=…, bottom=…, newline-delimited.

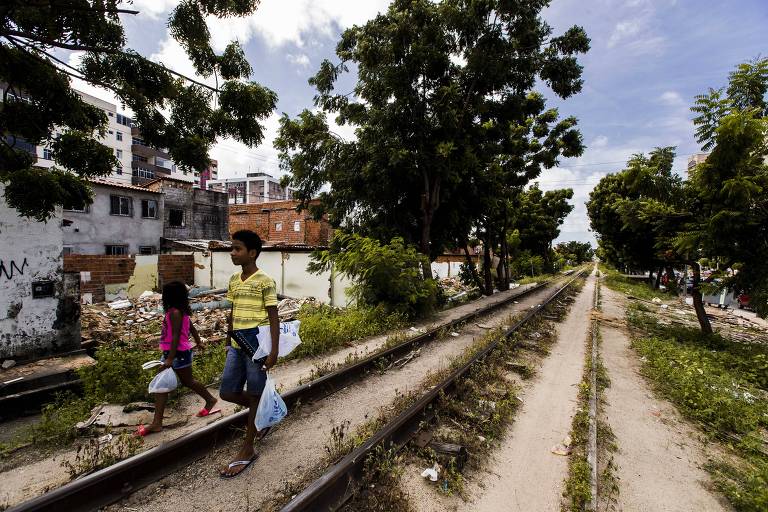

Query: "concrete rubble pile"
left=81, top=286, right=319, bottom=349
left=439, top=277, right=475, bottom=298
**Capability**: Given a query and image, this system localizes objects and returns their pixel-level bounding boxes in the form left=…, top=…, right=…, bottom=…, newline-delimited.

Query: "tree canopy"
left=1, top=0, right=277, bottom=220
left=276, top=0, right=588, bottom=275
left=588, top=58, right=768, bottom=330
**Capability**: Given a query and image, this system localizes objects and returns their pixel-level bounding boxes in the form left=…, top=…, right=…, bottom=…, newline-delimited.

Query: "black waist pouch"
left=232, top=327, right=260, bottom=359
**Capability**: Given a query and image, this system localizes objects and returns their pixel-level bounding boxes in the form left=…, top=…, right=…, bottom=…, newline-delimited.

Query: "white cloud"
left=607, top=19, right=642, bottom=48
left=659, top=90, right=683, bottom=106
left=129, top=0, right=179, bottom=20
left=287, top=53, right=311, bottom=68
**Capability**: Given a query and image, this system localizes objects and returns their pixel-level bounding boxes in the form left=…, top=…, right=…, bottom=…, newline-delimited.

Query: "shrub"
left=309, top=233, right=438, bottom=318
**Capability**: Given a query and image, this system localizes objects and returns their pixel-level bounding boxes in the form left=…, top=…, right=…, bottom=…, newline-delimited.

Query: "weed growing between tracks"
left=626, top=303, right=768, bottom=511
left=562, top=329, right=618, bottom=511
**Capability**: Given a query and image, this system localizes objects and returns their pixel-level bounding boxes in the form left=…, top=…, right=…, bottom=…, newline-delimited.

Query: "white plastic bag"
left=255, top=376, right=287, bottom=431
left=148, top=367, right=178, bottom=394
left=252, top=320, right=302, bottom=360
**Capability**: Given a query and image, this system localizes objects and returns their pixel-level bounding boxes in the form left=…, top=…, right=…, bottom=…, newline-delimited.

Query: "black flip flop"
left=219, top=454, right=258, bottom=479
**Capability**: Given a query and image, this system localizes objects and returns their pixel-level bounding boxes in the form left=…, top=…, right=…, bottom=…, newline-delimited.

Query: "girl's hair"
left=162, top=281, right=192, bottom=315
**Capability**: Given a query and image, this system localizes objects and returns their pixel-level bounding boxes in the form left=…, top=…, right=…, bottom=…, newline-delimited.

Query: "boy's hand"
left=264, top=352, right=278, bottom=371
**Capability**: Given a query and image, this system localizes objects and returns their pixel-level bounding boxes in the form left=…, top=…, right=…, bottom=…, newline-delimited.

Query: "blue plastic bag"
left=254, top=376, right=287, bottom=431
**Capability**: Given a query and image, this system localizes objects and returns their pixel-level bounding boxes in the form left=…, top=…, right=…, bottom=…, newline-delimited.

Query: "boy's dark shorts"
left=220, top=329, right=267, bottom=397
left=161, top=349, right=193, bottom=369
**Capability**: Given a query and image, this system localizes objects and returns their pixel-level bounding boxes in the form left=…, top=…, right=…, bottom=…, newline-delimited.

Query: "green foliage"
left=294, top=303, right=405, bottom=359
left=309, top=233, right=438, bottom=318
left=191, top=343, right=227, bottom=387
left=707, top=459, right=768, bottom=512
left=79, top=346, right=157, bottom=405
left=24, top=392, right=92, bottom=447
left=277, top=0, right=588, bottom=263
left=629, top=308, right=768, bottom=510
left=564, top=458, right=593, bottom=510
left=632, top=334, right=767, bottom=439
left=600, top=265, right=668, bottom=301
left=555, top=241, right=595, bottom=265
left=1, top=1, right=276, bottom=220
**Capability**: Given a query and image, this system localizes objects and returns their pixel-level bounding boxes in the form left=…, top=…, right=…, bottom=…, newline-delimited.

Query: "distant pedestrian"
left=218, top=229, right=280, bottom=478
left=136, top=281, right=219, bottom=436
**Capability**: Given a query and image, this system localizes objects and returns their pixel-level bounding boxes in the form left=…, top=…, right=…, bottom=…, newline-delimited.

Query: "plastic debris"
left=1, top=359, right=16, bottom=370
left=421, top=462, right=441, bottom=482
left=651, top=297, right=662, bottom=304
left=449, top=332, right=460, bottom=337
left=551, top=435, right=573, bottom=456
left=107, top=299, right=132, bottom=310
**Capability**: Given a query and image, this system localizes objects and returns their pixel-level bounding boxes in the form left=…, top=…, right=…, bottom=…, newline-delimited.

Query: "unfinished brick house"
left=228, top=200, right=332, bottom=247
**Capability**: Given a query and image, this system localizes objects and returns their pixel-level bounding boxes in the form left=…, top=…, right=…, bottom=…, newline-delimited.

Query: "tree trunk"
left=419, top=172, right=441, bottom=280
left=497, top=211, right=510, bottom=291
left=654, top=266, right=663, bottom=289
left=419, top=213, right=433, bottom=280
left=482, top=225, right=493, bottom=296
left=690, top=262, right=713, bottom=334
left=462, top=245, right=483, bottom=291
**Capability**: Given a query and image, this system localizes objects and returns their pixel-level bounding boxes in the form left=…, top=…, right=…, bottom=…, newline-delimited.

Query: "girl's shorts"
left=161, top=349, right=193, bottom=369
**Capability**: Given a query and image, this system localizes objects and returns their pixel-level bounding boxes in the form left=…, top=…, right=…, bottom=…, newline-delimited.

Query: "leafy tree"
left=587, top=147, right=683, bottom=279
left=276, top=0, right=588, bottom=279
left=308, top=232, right=438, bottom=319
left=681, top=57, right=768, bottom=323
left=555, top=240, right=594, bottom=265
left=1, top=1, right=277, bottom=220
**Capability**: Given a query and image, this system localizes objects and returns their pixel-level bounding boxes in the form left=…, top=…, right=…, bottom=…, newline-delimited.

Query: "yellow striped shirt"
left=227, top=269, right=278, bottom=332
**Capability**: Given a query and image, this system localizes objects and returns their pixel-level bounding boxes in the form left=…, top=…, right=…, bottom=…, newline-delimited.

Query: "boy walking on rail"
left=219, top=230, right=280, bottom=478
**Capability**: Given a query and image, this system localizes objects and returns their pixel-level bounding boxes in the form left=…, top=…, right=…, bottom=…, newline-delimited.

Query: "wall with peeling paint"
left=0, top=188, right=80, bottom=360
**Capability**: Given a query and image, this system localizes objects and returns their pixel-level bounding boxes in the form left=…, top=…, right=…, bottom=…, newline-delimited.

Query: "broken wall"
left=64, top=254, right=194, bottom=302
left=1, top=189, right=80, bottom=360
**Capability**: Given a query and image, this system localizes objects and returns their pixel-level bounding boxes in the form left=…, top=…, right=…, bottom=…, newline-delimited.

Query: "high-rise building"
left=199, top=160, right=218, bottom=190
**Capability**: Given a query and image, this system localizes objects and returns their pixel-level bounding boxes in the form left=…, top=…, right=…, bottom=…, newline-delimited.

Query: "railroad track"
left=8, top=276, right=571, bottom=512
left=281, top=269, right=588, bottom=511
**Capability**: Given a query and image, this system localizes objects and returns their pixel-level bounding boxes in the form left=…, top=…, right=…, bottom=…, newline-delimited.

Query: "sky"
left=73, top=0, right=768, bottom=246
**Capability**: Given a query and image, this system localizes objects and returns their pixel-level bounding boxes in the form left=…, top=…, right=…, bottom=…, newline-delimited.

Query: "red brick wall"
left=158, top=254, right=194, bottom=288
left=63, top=255, right=136, bottom=303
left=228, top=200, right=332, bottom=246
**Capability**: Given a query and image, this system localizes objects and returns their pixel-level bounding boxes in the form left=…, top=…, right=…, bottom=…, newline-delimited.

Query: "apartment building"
left=33, top=90, right=133, bottom=184
left=199, top=159, right=218, bottom=190
left=207, top=172, right=295, bottom=204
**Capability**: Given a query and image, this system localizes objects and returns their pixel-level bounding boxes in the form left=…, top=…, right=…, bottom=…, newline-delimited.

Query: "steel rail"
left=281, top=269, right=588, bottom=512
left=8, top=280, right=557, bottom=512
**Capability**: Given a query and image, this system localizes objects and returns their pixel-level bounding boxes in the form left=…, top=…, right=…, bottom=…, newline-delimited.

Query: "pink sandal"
left=135, top=424, right=156, bottom=437
left=196, top=407, right=221, bottom=417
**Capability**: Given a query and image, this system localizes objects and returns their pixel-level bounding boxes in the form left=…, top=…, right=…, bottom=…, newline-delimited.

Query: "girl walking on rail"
left=137, top=281, right=219, bottom=436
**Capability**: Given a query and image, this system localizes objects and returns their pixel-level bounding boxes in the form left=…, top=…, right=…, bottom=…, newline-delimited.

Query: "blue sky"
left=76, top=0, right=768, bottom=246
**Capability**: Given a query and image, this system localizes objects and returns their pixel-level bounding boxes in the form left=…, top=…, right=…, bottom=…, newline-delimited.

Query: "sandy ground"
left=599, top=285, right=732, bottom=512
left=104, top=283, right=559, bottom=512
left=0, top=284, right=545, bottom=509
left=413, top=271, right=593, bottom=512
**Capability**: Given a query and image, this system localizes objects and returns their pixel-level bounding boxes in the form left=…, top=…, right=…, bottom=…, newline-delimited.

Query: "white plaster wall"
left=0, top=188, right=75, bottom=359
left=281, top=252, right=330, bottom=301
left=205, top=250, right=354, bottom=304
left=192, top=251, right=212, bottom=288
left=430, top=261, right=463, bottom=279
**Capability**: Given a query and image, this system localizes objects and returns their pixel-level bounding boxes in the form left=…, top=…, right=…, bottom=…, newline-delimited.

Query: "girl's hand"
left=162, top=357, right=174, bottom=368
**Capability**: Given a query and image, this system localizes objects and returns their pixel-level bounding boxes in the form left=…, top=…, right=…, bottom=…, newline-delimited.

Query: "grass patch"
left=600, top=264, right=671, bottom=301
left=291, top=304, right=405, bottom=359
left=627, top=306, right=768, bottom=511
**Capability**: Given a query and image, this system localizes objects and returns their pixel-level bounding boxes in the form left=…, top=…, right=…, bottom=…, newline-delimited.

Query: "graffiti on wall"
left=0, top=258, right=28, bottom=280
